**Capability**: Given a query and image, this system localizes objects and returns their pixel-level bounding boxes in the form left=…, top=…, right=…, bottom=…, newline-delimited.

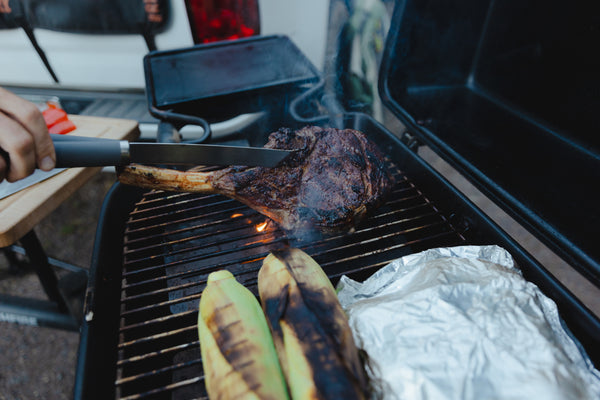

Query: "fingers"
left=0, top=88, right=56, bottom=182
left=0, top=113, right=36, bottom=182
left=0, top=151, right=6, bottom=182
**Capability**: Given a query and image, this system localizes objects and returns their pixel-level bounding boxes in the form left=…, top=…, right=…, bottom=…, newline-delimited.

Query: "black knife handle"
left=53, top=140, right=127, bottom=167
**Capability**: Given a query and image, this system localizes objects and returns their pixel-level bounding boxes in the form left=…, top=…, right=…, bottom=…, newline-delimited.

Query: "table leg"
left=18, top=230, right=69, bottom=313
left=2, top=247, right=23, bottom=274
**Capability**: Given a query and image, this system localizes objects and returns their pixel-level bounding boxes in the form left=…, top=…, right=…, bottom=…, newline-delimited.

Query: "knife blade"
left=0, top=168, right=65, bottom=200
left=51, top=135, right=292, bottom=168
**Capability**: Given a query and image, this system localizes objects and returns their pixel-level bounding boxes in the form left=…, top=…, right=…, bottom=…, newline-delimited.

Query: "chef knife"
left=51, top=134, right=292, bottom=168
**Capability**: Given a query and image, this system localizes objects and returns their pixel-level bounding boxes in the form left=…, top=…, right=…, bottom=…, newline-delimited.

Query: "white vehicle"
left=0, top=0, right=330, bottom=140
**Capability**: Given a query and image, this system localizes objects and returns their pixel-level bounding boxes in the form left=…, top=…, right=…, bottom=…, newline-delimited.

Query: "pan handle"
left=288, top=79, right=344, bottom=129
left=157, top=121, right=179, bottom=143
left=149, top=107, right=211, bottom=144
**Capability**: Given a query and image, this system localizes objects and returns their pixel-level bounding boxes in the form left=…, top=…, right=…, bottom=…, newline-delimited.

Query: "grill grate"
left=115, top=166, right=466, bottom=399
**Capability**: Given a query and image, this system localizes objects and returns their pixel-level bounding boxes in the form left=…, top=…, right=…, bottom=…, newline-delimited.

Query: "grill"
left=75, top=1, right=600, bottom=397
left=75, top=114, right=600, bottom=399
left=116, top=165, right=465, bottom=398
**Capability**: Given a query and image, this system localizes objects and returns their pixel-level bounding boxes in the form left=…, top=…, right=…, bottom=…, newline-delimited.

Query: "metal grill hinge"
left=401, top=131, right=420, bottom=152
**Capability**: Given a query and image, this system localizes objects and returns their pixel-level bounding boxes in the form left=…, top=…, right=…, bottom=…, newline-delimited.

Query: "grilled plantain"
left=198, top=270, right=289, bottom=400
left=258, top=248, right=369, bottom=400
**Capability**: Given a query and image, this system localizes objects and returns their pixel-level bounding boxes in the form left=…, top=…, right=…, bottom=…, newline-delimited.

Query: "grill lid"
left=379, top=0, right=600, bottom=283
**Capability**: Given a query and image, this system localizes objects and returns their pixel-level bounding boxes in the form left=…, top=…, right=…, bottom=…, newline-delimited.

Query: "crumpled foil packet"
left=337, top=245, right=600, bottom=400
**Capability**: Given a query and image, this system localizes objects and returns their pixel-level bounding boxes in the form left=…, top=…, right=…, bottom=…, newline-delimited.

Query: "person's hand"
left=0, top=87, right=56, bottom=182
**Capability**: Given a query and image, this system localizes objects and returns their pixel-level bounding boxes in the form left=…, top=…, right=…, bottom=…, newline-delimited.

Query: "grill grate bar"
left=115, top=245, right=461, bottom=400
left=118, top=325, right=197, bottom=349
left=122, top=234, right=287, bottom=280
left=117, top=341, right=199, bottom=367
left=119, top=377, right=206, bottom=400
left=123, top=221, right=281, bottom=267
left=317, top=229, right=457, bottom=269
left=129, top=192, right=213, bottom=215
left=114, top=231, right=461, bottom=395
left=117, top=358, right=206, bottom=395
left=128, top=190, right=191, bottom=209
left=119, top=209, right=441, bottom=306
left=127, top=195, right=235, bottom=228
left=119, top=232, right=457, bottom=348
left=120, top=214, right=441, bottom=292
left=121, top=250, right=263, bottom=291
left=234, top=230, right=460, bottom=290
left=119, top=310, right=197, bottom=333
left=120, top=294, right=196, bottom=320
left=119, top=221, right=450, bottom=319
left=123, top=209, right=259, bottom=256
left=115, top=358, right=202, bottom=386
left=122, top=198, right=429, bottom=275
left=124, top=182, right=416, bottom=249
left=124, top=203, right=248, bottom=245
left=119, top=312, right=198, bottom=341
left=122, top=194, right=432, bottom=279
left=115, top=166, right=468, bottom=399
left=300, top=220, right=449, bottom=257
left=130, top=191, right=223, bottom=211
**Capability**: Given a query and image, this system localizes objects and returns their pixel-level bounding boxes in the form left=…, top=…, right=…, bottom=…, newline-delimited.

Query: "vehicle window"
left=1, top=0, right=168, bottom=34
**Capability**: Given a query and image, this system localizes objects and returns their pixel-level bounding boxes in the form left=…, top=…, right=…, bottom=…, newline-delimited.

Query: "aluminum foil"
left=337, top=245, right=600, bottom=400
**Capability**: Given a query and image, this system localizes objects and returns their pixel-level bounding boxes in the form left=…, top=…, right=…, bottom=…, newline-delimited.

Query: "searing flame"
left=230, top=213, right=243, bottom=218
left=256, top=221, right=268, bottom=232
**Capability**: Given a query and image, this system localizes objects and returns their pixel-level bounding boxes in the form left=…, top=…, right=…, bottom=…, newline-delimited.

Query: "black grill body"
left=75, top=0, right=600, bottom=397
left=74, top=113, right=600, bottom=399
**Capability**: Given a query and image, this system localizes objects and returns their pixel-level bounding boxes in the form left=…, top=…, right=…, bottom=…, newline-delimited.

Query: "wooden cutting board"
left=0, top=115, right=140, bottom=247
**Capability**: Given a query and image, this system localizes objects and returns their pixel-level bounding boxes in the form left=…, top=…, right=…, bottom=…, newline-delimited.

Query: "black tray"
left=144, top=35, right=321, bottom=123
left=379, top=0, right=600, bottom=283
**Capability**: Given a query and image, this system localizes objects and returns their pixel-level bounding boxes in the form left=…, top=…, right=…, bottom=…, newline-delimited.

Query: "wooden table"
left=0, top=115, right=140, bottom=247
left=0, top=115, right=139, bottom=330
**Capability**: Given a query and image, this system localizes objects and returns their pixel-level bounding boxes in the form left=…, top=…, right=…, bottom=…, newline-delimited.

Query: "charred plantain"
left=198, top=270, right=289, bottom=400
left=258, top=248, right=369, bottom=400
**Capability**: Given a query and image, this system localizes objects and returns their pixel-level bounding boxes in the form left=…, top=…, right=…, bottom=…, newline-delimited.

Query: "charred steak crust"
left=212, top=126, right=393, bottom=232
